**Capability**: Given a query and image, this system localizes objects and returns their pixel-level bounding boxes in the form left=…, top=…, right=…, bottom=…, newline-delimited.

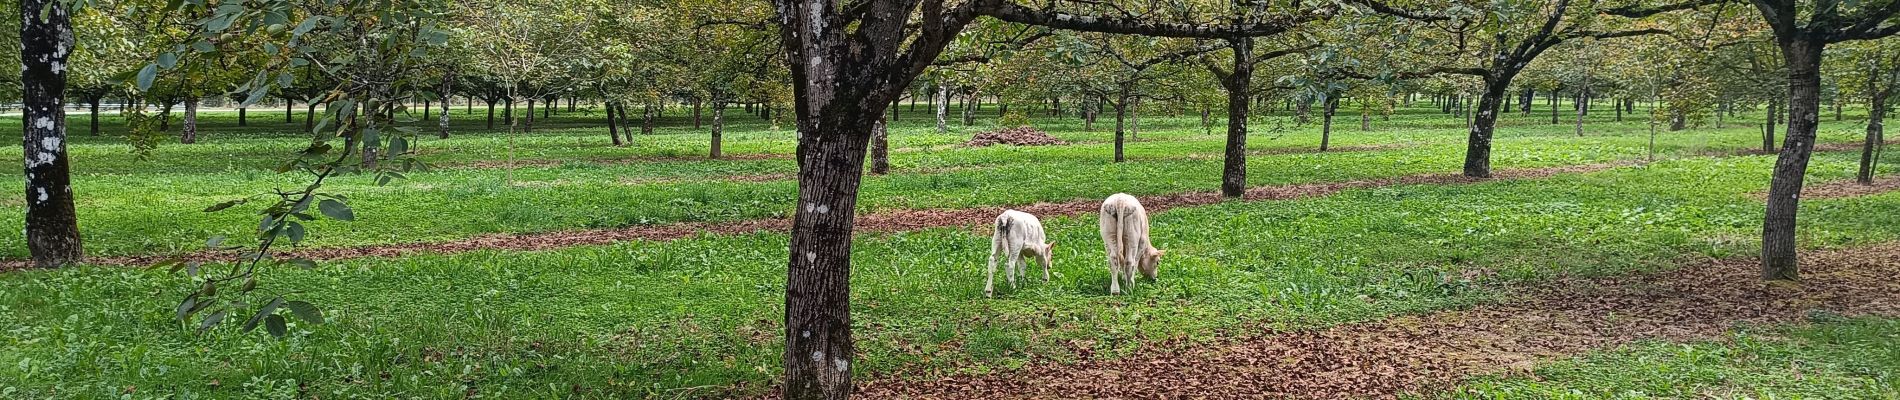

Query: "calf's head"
left=1138, top=248, right=1164, bottom=279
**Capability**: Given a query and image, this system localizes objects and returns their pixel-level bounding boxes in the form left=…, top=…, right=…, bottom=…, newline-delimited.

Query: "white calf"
left=1099, top=193, right=1163, bottom=295
left=988, top=209, right=1055, bottom=297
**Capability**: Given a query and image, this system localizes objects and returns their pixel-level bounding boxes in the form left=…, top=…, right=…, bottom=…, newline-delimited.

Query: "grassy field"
left=0, top=102, right=1895, bottom=398
left=1442, top=317, right=1900, bottom=399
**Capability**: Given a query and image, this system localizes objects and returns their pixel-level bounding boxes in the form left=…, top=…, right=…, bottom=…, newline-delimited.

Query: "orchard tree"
left=20, top=0, right=85, bottom=267
left=1745, top=0, right=1900, bottom=281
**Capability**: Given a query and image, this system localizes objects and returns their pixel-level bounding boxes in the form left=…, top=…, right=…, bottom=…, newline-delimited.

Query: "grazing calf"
left=1099, top=193, right=1163, bottom=295
left=988, top=210, right=1055, bottom=298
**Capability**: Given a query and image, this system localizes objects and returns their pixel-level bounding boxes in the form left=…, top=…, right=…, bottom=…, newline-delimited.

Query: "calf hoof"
left=985, top=290, right=995, bottom=298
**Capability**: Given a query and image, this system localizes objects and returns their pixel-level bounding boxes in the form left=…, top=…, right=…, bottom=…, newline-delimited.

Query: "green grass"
left=0, top=104, right=1879, bottom=258
left=1439, top=318, right=1900, bottom=399
left=2, top=146, right=1896, bottom=398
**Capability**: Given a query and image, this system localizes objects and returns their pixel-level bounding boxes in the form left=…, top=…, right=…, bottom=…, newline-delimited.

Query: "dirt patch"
left=1133, top=143, right=1414, bottom=161
left=844, top=243, right=1900, bottom=400
left=0, top=163, right=1627, bottom=270
left=1700, top=140, right=1895, bottom=158
left=966, top=127, right=1066, bottom=147
left=1792, top=174, right=1900, bottom=200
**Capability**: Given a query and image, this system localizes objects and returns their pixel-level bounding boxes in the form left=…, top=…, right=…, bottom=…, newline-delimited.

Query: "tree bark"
left=181, top=98, right=199, bottom=144
left=871, top=118, right=890, bottom=175
left=1220, top=37, right=1252, bottom=198
left=1464, top=77, right=1511, bottom=178
left=693, top=98, right=703, bottom=129
left=607, top=101, right=622, bottom=146
left=486, top=100, right=497, bottom=129
left=238, top=106, right=248, bottom=127
left=1762, top=38, right=1825, bottom=282
left=285, top=99, right=294, bottom=124
left=1860, top=73, right=1888, bottom=185
left=21, top=0, right=84, bottom=267
left=935, top=85, right=949, bottom=134
left=711, top=102, right=725, bottom=158
left=1765, top=100, right=1779, bottom=152
left=306, top=103, right=318, bottom=131
left=1321, top=95, right=1337, bottom=151
left=642, top=104, right=655, bottom=135
left=1114, top=92, right=1129, bottom=163
left=88, top=100, right=99, bottom=135
left=526, top=99, right=536, bottom=132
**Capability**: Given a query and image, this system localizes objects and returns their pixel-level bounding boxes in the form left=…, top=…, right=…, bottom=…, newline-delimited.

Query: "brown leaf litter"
left=1789, top=174, right=1900, bottom=200
left=967, top=127, right=1067, bottom=147
left=844, top=243, right=1900, bottom=400
left=0, top=163, right=1629, bottom=270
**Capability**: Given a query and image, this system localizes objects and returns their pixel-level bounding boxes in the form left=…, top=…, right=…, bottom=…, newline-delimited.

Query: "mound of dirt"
left=965, top=127, right=1066, bottom=147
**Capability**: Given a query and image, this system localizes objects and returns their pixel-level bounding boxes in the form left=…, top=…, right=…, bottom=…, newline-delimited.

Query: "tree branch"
left=1601, top=0, right=1729, bottom=18
left=973, top=0, right=1324, bottom=39
left=1342, top=0, right=1451, bottom=21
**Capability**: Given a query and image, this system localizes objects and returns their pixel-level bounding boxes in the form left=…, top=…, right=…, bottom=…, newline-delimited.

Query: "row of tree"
left=15, top=0, right=1897, bottom=398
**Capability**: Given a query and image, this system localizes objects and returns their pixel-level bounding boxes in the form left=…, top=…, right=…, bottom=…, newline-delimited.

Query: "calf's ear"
left=1045, top=242, right=1055, bottom=251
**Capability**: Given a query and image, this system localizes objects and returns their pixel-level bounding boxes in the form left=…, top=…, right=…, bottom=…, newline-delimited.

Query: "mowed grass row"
left=1441, top=317, right=1900, bottom=399
left=2, top=151, right=1895, bottom=398
left=0, top=106, right=1878, bottom=259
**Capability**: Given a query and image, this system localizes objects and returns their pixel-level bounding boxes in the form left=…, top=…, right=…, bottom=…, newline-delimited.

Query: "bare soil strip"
left=2, top=163, right=1624, bottom=270
left=847, top=243, right=1900, bottom=400
left=1796, top=174, right=1900, bottom=200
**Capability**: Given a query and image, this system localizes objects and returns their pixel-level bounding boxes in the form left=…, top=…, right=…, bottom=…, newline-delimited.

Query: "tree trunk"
left=1114, top=93, right=1129, bottom=163
left=1130, top=97, right=1141, bottom=140
left=1220, top=38, right=1252, bottom=198
left=1464, top=77, right=1512, bottom=178
left=1521, top=88, right=1534, bottom=116
left=21, top=0, right=84, bottom=267
left=88, top=100, right=99, bottom=135
left=1860, top=75, right=1888, bottom=184
left=285, top=99, right=294, bottom=124
left=871, top=118, right=890, bottom=175
left=238, top=106, right=248, bottom=127
left=1549, top=90, right=1559, bottom=124
left=438, top=78, right=454, bottom=139
left=1575, top=92, right=1586, bottom=136
left=306, top=103, right=318, bottom=131
left=607, top=101, right=622, bottom=146
left=1614, top=97, right=1623, bottom=122
left=693, top=99, right=703, bottom=129
left=1670, top=109, right=1687, bottom=131
left=526, top=99, right=536, bottom=132
left=711, top=102, right=725, bottom=158
left=935, top=85, right=949, bottom=134
left=1762, top=38, right=1826, bottom=282
left=181, top=98, right=199, bottom=144
left=961, top=92, right=976, bottom=126
left=422, top=99, right=431, bottom=120
left=486, top=100, right=497, bottom=129
left=642, top=104, right=655, bottom=135
left=1765, top=101, right=1779, bottom=152
left=1320, top=96, right=1337, bottom=151
left=504, top=98, right=514, bottom=125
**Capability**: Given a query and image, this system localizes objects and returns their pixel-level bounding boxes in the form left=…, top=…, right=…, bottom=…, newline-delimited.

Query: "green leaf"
left=285, top=221, right=306, bottom=243
left=387, top=136, right=408, bottom=155
left=205, top=235, right=226, bottom=248
left=191, top=40, right=215, bottom=53
left=242, top=297, right=285, bottom=333
left=135, top=64, right=158, bottom=91
left=293, top=16, right=320, bottom=35
left=284, top=301, right=323, bottom=324
left=198, top=310, right=227, bottom=333
left=317, top=199, right=354, bottom=221
left=157, top=52, right=178, bottom=69
left=175, top=294, right=199, bottom=321
left=265, top=314, right=287, bottom=337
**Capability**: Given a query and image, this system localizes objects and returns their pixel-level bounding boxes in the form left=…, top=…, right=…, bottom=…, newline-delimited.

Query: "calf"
left=1099, top=193, right=1163, bottom=295
left=988, top=210, right=1055, bottom=298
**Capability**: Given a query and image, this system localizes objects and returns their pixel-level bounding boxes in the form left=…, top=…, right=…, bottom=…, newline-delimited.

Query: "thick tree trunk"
left=1220, top=37, right=1252, bottom=198
left=871, top=118, right=890, bottom=175
left=439, top=96, right=451, bottom=139
left=607, top=101, right=622, bottom=146
left=486, top=101, right=497, bottom=129
left=1762, top=38, right=1826, bottom=282
left=1464, top=78, right=1511, bottom=178
left=1549, top=91, right=1559, bottom=124
left=21, top=0, right=84, bottom=267
left=526, top=99, right=536, bottom=132
left=1614, top=98, right=1623, bottom=122
left=693, top=99, right=703, bottom=129
left=306, top=103, right=318, bottom=131
left=181, top=98, right=199, bottom=144
left=962, top=92, right=976, bottom=126
left=1522, top=88, right=1535, bottom=116
left=504, top=99, right=514, bottom=125
left=711, top=102, right=725, bottom=158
